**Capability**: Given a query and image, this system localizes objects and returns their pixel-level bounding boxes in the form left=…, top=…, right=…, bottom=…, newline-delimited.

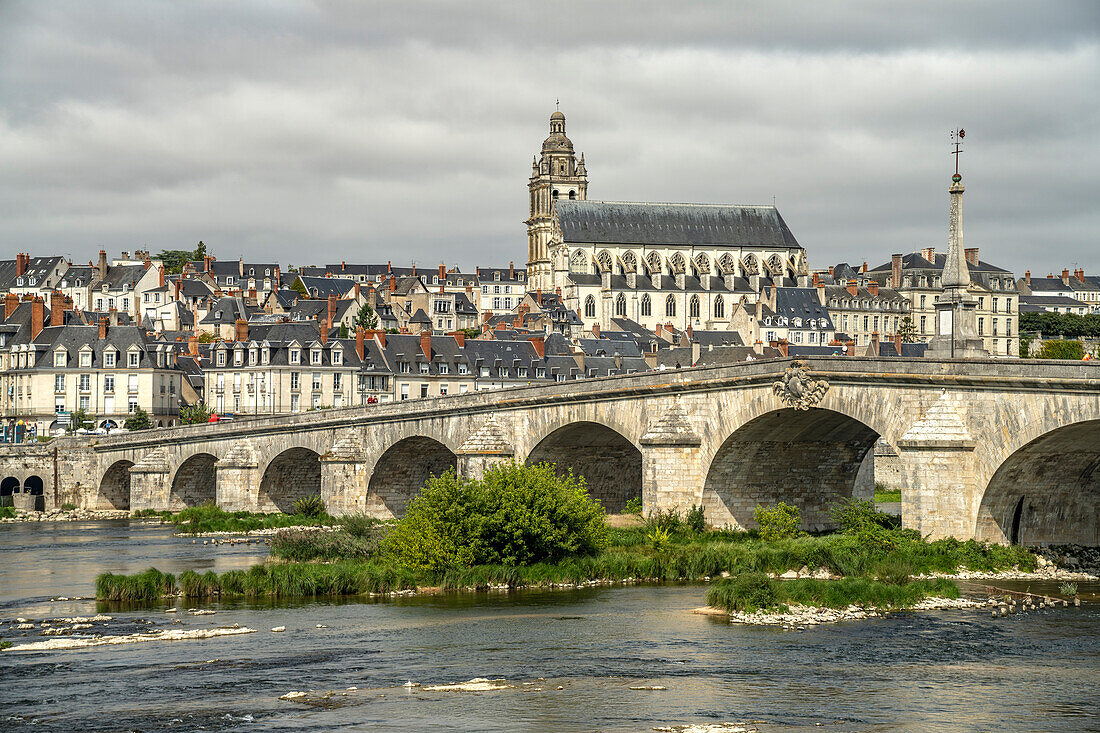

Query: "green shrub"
left=754, top=502, right=801, bottom=541
left=645, top=508, right=683, bottom=534
left=624, top=497, right=643, bottom=515
left=706, top=572, right=780, bottom=612
left=0, top=506, right=17, bottom=519
left=384, top=462, right=607, bottom=572
left=830, top=497, right=899, bottom=533
left=293, top=494, right=326, bottom=517
left=337, top=512, right=384, bottom=538
left=686, top=504, right=707, bottom=533
left=647, top=526, right=670, bottom=551
left=61, top=502, right=77, bottom=511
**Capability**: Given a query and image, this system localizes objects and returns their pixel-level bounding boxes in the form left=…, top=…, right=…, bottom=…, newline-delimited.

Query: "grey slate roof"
left=555, top=200, right=802, bottom=248
left=770, top=287, right=834, bottom=329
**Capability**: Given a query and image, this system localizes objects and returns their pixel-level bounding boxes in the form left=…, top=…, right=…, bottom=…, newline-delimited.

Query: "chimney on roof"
left=555, top=286, right=561, bottom=296
left=188, top=332, right=198, bottom=356
left=509, top=261, right=515, bottom=279
left=891, top=254, right=903, bottom=288
left=98, top=315, right=108, bottom=339
left=828, top=266, right=834, bottom=276
left=513, top=314, right=522, bottom=328
left=203, top=255, right=214, bottom=272
left=1024, top=269, right=1030, bottom=285
left=108, top=307, right=119, bottom=327
left=341, top=261, right=346, bottom=271
left=143, top=255, right=151, bottom=271
left=98, top=250, right=108, bottom=280
left=530, top=335, right=545, bottom=359
left=439, top=263, right=445, bottom=282
left=656, top=323, right=663, bottom=338
left=846, top=281, right=858, bottom=297
left=420, top=330, right=431, bottom=358
left=30, top=296, right=44, bottom=340
left=536, top=288, right=542, bottom=304
left=686, top=324, right=693, bottom=341
left=389, top=275, right=396, bottom=294
left=327, top=294, right=336, bottom=326
left=368, top=329, right=386, bottom=348
left=870, top=331, right=880, bottom=356
left=922, top=247, right=935, bottom=264
left=893, top=331, right=902, bottom=356
left=320, top=318, right=329, bottom=345
left=495, top=320, right=505, bottom=331
left=592, top=322, right=600, bottom=338
left=861, top=261, right=868, bottom=273
left=235, top=319, right=248, bottom=342
left=1076, top=268, right=1086, bottom=283
left=965, top=248, right=979, bottom=266
left=465, top=283, right=472, bottom=295
left=6, top=292, right=21, bottom=319
left=16, top=253, right=28, bottom=277
left=1061, top=268, right=1071, bottom=286
left=447, top=330, right=465, bottom=348
left=174, top=279, right=182, bottom=301
left=868, top=281, right=879, bottom=296
left=776, top=339, right=789, bottom=357
left=50, top=291, right=65, bottom=327
left=356, top=327, right=365, bottom=360
left=354, top=282, right=361, bottom=300
left=387, top=260, right=392, bottom=273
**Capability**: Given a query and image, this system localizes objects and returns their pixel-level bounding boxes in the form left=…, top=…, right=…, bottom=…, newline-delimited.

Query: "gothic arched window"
left=584, top=295, right=596, bottom=318
left=646, top=251, right=663, bottom=276
left=689, top=295, right=700, bottom=319
left=570, top=250, right=589, bottom=274
left=665, top=295, right=676, bottom=317
left=621, top=251, right=637, bottom=274
left=615, top=293, right=626, bottom=317
left=641, top=294, right=652, bottom=317
left=596, top=250, right=614, bottom=274
left=714, top=295, right=724, bottom=319
left=669, top=252, right=687, bottom=275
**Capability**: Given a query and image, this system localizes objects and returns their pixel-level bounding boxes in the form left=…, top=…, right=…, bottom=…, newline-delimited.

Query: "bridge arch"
left=1, top=476, right=19, bottom=499
left=258, top=447, right=322, bottom=513
left=169, top=453, right=218, bottom=510
left=975, top=418, right=1099, bottom=546
left=366, top=436, right=457, bottom=518
left=524, top=421, right=642, bottom=514
left=702, top=407, right=880, bottom=531
left=98, top=459, right=134, bottom=510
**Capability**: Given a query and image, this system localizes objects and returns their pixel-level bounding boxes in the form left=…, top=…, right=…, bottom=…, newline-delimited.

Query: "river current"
left=1, top=521, right=1097, bottom=732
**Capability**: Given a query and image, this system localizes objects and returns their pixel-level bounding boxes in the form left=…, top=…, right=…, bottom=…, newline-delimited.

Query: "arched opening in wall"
left=703, top=408, right=879, bottom=531
left=23, top=475, right=44, bottom=511
left=258, top=448, right=321, bottom=513
left=1, top=476, right=19, bottom=506
left=367, top=437, right=457, bottom=518
left=98, top=460, right=134, bottom=510
left=976, top=419, right=1099, bottom=546
left=170, top=453, right=218, bottom=510
left=525, top=422, right=642, bottom=514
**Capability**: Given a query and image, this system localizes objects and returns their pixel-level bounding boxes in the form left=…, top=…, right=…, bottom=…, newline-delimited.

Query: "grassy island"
left=99, top=465, right=1036, bottom=609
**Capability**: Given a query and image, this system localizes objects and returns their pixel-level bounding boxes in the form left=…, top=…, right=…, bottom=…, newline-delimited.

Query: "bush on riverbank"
left=384, top=463, right=607, bottom=571
left=705, top=575, right=960, bottom=613
left=140, top=502, right=336, bottom=534
left=97, top=568, right=177, bottom=601
left=271, top=528, right=381, bottom=561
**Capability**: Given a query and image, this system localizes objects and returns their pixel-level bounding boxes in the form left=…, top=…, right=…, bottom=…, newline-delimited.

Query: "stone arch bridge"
left=4, top=357, right=1097, bottom=545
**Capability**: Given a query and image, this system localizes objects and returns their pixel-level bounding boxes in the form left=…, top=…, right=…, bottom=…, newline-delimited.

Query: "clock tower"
left=526, top=110, right=587, bottom=292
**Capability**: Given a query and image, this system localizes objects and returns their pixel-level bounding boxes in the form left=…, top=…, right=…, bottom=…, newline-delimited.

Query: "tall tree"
left=896, top=316, right=918, bottom=343
left=354, top=302, right=379, bottom=330
left=124, top=406, right=152, bottom=431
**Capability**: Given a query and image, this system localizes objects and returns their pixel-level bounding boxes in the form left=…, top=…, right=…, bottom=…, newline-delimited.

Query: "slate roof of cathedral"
left=555, top=201, right=802, bottom=248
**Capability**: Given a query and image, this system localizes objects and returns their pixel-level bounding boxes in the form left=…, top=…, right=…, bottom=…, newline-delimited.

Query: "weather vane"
left=951, top=128, right=965, bottom=182
left=556, top=97, right=560, bottom=111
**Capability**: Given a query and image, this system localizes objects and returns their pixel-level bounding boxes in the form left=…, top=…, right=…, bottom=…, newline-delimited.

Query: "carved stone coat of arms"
left=772, top=361, right=829, bottom=410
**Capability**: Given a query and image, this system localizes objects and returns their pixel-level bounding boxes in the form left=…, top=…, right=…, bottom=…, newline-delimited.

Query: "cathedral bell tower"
left=526, top=109, right=587, bottom=292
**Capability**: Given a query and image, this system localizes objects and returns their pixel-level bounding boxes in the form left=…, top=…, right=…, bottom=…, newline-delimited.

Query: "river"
left=1, top=521, right=1097, bottom=732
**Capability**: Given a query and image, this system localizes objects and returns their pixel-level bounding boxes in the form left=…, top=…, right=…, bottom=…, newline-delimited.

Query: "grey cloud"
left=0, top=1, right=1096, bottom=274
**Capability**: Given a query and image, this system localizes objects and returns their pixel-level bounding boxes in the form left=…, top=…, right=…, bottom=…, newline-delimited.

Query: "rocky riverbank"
left=694, top=595, right=992, bottom=627
left=1, top=508, right=131, bottom=522
left=920, top=554, right=1098, bottom=582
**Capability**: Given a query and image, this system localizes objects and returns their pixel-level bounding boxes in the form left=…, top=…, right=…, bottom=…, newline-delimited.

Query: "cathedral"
left=525, top=111, right=811, bottom=333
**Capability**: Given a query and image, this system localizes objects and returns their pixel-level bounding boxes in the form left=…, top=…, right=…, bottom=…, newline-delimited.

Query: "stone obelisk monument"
left=927, top=129, right=987, bottom=359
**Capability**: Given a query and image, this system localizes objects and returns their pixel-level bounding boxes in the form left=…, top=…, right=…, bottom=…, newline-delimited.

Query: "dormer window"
left=311, top=349, right=321, bottom=365
left=128, top=351, right=140, bottom=368
left=80, top=352, right=92, bottom=367
left=104, top=351, right=116, bottom=368
left=289, top=349, right=300, bottom=365
left=262, top=348, right=270, bottom=365
left=332, top=349, right=342, bottom=365
left=234, top=350, right=243, bottom=366
left=226, top=276, right=235, bottom=286
left=54, top=351, right=66, bottom=367
left=249, top=268, right=255, bottom=276
left=217, top=350, right=226, bottom=367
left=249, top=347, right=259, bottom=365
left=16, top=277, right=23, bottom=287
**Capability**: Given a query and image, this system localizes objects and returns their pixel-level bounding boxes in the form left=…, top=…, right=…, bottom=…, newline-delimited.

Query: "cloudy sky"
left=1, top=1, right=1096, bottom=275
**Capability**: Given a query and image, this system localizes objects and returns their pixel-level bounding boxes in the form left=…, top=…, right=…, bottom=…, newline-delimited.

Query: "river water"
left=1, top=521, right=1098, bottom=732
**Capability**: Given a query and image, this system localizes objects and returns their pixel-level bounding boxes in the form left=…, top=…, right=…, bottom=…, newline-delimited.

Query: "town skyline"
left=1, top=1, right=1097, bottom=275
